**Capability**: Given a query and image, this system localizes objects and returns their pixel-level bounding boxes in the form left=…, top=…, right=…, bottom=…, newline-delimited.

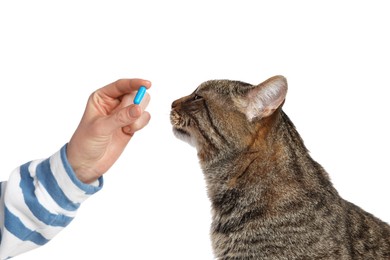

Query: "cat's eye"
left=193, top=94, right=203, bottom=101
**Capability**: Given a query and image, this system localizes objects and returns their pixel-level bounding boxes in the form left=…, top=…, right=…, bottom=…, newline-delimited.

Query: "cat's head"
left=170, top=75, right=287, bottom=163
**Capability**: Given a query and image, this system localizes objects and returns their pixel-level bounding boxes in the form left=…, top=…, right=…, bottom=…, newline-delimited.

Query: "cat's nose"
left=171, top=99, right=180, bottom=109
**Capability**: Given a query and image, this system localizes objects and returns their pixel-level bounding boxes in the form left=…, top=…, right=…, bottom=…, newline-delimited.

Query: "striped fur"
left=171, top=76, right=390, bottom=259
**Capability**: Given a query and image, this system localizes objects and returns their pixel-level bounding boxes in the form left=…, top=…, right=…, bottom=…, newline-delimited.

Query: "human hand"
left=67, top=79, right=151, bottom=184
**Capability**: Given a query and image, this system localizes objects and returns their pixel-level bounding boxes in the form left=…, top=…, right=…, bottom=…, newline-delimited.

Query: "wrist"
left=65, top=143, right=101, bottom=184
left=59, top=144, right=104, bottom=197
left=71, top=165, right=101, bottom=184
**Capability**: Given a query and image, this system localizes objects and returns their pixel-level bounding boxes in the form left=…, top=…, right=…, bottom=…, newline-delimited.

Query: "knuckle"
left=115, top=109, right=131, bottom=125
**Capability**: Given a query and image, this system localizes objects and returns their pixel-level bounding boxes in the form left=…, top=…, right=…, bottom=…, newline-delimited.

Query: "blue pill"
left=133, top=86, right=147, bottom=105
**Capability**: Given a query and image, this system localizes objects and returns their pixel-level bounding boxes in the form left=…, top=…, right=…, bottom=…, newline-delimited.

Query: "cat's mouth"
left=172, top=127, right=197, bottom=147
left=170, top=110, right=191, bottom=139
left=172, top=127, right=190, bottom=139
left=170, top=110, right=197, bottom=147
left=170, top=110, right=190, bottom=128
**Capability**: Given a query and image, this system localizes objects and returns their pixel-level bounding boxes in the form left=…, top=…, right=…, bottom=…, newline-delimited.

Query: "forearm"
left=0, top=145, right=102, bottom=259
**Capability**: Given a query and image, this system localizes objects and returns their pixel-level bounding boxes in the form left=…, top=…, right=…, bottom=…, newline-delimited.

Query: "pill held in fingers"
left=133, top=86, right=147, bottom=105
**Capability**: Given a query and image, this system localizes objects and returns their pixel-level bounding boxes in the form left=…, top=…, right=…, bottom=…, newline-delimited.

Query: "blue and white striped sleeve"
left=0, top=144, right=103, bottom=259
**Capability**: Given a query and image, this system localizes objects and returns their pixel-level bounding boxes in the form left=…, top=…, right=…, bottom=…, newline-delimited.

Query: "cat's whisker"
left=169, top=75, right=390, bottom=259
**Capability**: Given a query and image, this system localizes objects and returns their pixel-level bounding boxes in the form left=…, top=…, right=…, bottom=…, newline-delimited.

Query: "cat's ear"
left=240, top=75, right=288, bottom=121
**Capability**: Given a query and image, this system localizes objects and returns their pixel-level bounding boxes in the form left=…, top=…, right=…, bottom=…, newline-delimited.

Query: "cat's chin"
left=172, top=128, right=197, bottom=147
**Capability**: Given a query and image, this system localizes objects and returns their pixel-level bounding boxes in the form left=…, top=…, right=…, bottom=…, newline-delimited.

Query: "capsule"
left=133, top=86, right=147, bottom=105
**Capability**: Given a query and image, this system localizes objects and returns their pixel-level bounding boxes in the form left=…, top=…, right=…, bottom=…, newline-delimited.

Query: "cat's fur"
left=170, top=75, right=390, bottom=259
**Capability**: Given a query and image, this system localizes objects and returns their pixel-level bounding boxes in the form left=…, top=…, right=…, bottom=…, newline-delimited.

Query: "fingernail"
left=122, top=126, right=134, bottom=136
left=129, top=106, right=140, bottom=118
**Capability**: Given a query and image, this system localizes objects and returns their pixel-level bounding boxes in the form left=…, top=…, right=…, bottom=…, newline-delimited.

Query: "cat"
left=170, top=75, right=390, bottom=260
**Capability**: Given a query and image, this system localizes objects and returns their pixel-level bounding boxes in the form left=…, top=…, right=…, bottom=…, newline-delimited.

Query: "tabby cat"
left=170, top=75, right=390, bottom=259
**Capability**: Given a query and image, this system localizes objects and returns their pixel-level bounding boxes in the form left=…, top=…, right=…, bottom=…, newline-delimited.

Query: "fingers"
left=119, top=93, right=151, bottom=135
left=116, top=91, right=151, bottom=112
left=103, top=92, right=151, bottom=134
left=136, top=91, right=151, bottom=110
left=99, top=78, right=152, bottom=100
left=122, top=111, right=151, bottom=135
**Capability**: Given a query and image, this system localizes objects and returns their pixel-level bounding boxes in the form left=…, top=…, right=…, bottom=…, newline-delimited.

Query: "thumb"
left=105, top=105, right=142, bottom=133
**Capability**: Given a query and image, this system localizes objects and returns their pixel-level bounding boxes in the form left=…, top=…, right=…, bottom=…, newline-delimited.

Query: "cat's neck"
left=202, top=110, right=312, bottom=177
left=201, top=110, right=336, bottom=209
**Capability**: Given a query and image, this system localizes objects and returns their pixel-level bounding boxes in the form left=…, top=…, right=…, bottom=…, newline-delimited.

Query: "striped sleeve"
left=0, top=144, right=103, bottom=259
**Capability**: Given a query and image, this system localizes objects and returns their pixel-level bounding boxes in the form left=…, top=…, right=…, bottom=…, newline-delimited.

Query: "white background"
left=0, top=1, right=389, bottom=259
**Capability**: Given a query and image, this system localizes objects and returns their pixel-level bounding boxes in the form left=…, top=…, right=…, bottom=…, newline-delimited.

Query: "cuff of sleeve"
left=61, top=144, right=103, bottom=194
left=49, top=144, right=103, bottom=204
